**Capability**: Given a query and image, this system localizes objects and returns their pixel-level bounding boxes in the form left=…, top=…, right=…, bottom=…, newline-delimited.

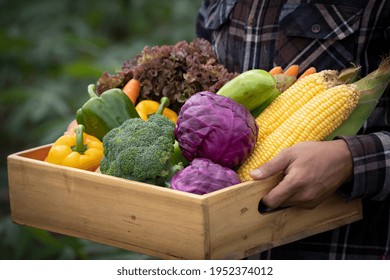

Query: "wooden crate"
left=7, top=145, right=362, bottom=259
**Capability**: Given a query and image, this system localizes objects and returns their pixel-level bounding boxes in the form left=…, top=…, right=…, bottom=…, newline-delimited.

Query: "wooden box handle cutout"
left=258, top=198, right=290, bottom=214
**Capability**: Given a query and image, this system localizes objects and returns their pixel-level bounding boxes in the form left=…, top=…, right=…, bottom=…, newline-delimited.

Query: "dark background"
left=0, top=0, right=202, bottom=259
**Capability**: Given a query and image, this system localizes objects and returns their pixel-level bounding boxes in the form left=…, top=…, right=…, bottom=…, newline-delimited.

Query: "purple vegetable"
left=174, top=91, right=258, bottom=168
left=170, top=158, right=240, bottom=194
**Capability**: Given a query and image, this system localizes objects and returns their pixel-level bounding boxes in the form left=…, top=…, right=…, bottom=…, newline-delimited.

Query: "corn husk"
left=274, top=73, right=297, bottom=92
left=326, top=57, right=390, bottom=140
left=337, top=64, right=361, bottom=84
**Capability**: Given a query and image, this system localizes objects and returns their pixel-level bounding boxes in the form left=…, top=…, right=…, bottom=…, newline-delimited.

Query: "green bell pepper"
left=76, top=84, right=140, bottom=141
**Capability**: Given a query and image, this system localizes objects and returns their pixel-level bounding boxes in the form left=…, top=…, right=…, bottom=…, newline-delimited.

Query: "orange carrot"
left=269, top=66, right=283, bottom=75
left=298, top=66, right=317, bottom=80
left=283, top=64, right=299, bottom=77
left=122, top=79, right=141, bottom=104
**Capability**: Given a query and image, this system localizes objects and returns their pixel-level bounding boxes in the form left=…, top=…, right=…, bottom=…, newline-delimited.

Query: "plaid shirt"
left=197, top=0, right=390, bottom=259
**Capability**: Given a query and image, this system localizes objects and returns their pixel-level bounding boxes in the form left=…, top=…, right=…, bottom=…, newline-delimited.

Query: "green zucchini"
left=217, top=69, right=280, bottom=111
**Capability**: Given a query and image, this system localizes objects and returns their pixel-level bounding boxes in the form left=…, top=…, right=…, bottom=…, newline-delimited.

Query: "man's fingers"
left=261, top=175, right=296, bottom=209
left=249, top=149, right=292, bottom=180
left=262, top=178, right=325, bottom=210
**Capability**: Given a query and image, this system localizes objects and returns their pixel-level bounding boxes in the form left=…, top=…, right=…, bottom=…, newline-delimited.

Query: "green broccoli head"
left=100, top=114, right=179, bottom=186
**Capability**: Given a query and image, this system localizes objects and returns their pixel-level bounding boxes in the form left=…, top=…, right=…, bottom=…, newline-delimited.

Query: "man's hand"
left=250, top=140, right=353, bottom=209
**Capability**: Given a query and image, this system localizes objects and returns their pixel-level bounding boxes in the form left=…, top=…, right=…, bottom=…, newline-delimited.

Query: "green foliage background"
left=0, top=0, right=202, bottom=259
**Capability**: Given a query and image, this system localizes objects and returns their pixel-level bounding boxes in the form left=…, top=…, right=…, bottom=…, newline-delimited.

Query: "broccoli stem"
left=162, top=160, right=184, bottom=188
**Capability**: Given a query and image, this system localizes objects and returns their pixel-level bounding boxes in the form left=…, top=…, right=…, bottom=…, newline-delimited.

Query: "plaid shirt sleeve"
left=338, top=131, right=390, bottom=201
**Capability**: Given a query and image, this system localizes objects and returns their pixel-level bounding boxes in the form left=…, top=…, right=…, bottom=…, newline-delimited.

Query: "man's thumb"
left=249, top=151, right=290, bottom=180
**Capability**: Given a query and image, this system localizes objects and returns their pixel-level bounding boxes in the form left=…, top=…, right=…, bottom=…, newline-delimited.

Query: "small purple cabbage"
left=174, top=91, right=258, bottom=168
left=170, top=158, right=240, bottom=194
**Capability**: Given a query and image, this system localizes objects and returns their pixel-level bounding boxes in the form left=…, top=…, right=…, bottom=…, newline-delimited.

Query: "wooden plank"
left=205, top=174, right=362, bottom=259
left=8, top=150, right=209, bottom=259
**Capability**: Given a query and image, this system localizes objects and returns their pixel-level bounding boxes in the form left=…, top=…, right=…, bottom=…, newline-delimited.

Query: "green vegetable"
left=250, top=74, right=298, bottom=117
left=99, top=97, right=185, bottom=187
left=250, top=89, right=280, bottom=118
left=217, top=69, right=280, bottom=111
left=76, top=84, right=140, bottom=141
left=171, top=140, right=189, bottom=167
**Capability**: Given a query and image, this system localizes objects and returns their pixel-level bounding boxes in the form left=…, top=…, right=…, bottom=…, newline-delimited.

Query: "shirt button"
left=248, top=16, right=256, bottom=26
left=311, top=24, right=321, bottom=33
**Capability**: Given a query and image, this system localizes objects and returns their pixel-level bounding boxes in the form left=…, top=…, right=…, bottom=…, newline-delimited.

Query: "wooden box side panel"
left=205, top=174, right=362, bottom=259
left=15, top=144, right=52, bottom=161
left=8, top=153, right=209, bottom=260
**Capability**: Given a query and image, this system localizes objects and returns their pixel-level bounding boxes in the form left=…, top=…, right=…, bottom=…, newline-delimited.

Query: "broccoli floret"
left=100, top=114, right=183, bottom=187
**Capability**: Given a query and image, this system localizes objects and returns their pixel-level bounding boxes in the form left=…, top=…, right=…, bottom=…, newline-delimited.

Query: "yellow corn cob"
left=256, top=70, right=340, bottom=141
left=237, top=84, right=360, bottom=182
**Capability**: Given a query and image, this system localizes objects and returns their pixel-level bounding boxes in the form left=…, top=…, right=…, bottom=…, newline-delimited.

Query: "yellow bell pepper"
left=45, top=124, right=103, bottom=171
left=135, top=99, right=178, bottom=123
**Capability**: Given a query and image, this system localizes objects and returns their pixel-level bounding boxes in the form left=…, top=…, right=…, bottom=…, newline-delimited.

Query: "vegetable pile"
left=44, top=39, right=390, bottom=195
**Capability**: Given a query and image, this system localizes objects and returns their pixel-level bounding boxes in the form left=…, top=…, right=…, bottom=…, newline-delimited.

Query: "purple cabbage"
left=174, top=91, right=258, bottom=168
left=170, top=158, right=240, bottom=195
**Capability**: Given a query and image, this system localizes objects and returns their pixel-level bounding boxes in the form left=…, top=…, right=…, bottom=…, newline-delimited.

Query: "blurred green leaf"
left=64, top=61, right=104, bottom=78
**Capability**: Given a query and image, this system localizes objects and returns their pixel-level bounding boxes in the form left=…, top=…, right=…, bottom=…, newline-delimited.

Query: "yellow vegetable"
left=135, top=99, right=178, bottom=123
left=45, top=124, right=103, bottom=171
left=256, top=70, right=340, bottom=142
left=327, top=57, right=390, bottom=139
left=237, top=84, right=360, bottom=182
